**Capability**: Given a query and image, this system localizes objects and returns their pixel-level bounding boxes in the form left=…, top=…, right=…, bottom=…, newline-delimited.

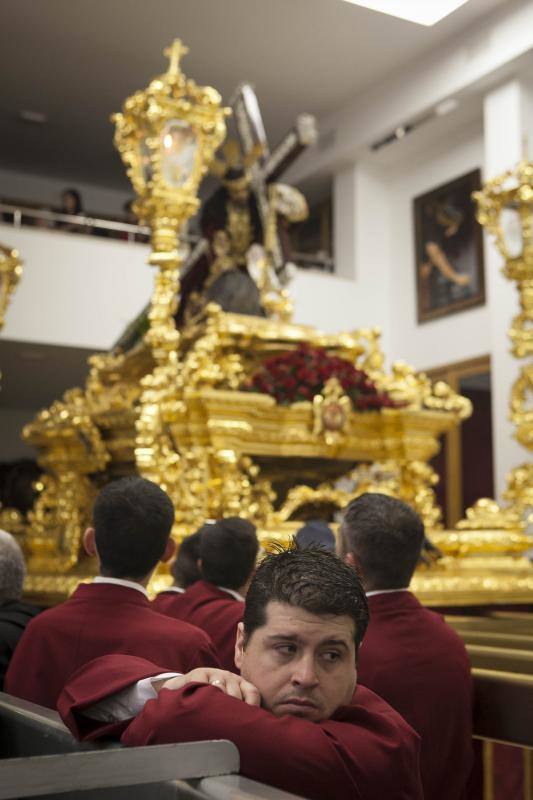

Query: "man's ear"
left=344, top=551, right=360, bottom=571
left=161, top=538, right=176, bottom=563
left=196, top=558, right=203, bottom=575
left=234, top=621, right=245, bottom=671
left=83, top=528, right=97, bottom=557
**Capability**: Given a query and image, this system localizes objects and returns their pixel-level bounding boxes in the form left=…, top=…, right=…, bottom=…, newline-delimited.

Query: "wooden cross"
left=231, top=83, right=317, bottom=273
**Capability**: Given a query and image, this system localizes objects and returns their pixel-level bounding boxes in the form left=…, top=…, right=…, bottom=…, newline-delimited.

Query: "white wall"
left=387, top=128, right=490, bottom=369
left=1, top=224, right=153, bottom=350
left=1, top=223, right=364, bottom=350
left=0, top=167, right=131, bottom=217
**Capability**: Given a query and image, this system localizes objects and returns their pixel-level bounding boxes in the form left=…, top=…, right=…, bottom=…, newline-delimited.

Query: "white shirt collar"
left=217, top=585, right=244, bottom=602
left=93, top=576, right=149, bottom=599
left=162, top=586, right=186, bottom=594
left=365, top=587, right=410, bottom=598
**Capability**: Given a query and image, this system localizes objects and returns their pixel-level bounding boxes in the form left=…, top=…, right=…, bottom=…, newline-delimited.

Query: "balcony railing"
left=0, top=202, right=334, bottom=272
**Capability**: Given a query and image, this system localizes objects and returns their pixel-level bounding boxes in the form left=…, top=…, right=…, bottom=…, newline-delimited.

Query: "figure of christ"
left=59, top=547, right=423, bottom=800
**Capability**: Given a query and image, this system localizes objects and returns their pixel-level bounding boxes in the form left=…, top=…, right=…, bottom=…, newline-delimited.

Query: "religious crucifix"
left=229, top=82, right=317, bottom=276
left=113, top=86, right=317, bottom=350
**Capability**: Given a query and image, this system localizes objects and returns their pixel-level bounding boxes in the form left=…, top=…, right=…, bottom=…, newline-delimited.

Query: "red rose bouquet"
left=243, top=344, right=397, bottom=411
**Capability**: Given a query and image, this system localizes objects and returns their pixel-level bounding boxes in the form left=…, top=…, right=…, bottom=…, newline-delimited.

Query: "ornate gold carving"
left=474, top=160, right=533, bottom=517
left=313, top=378, right=352, bottom=448
left=456, top=497, right=527, bottom=532
left=510, top=363, right=533, bottom=449
left=113, top=39, right=228, bottom=245
left=376, top=361, right=472, bottom=419
left=503, top=463, right=533, bottom=512
left=26, top=474, right=96, bottom=574
left=0, top=243, right=23, bottom=330
left=21, top=387, right=108, bottom=575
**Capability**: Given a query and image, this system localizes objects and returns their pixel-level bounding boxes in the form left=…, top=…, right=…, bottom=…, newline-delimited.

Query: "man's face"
left=228, top=185, right=250, bottom=206
left=234, top=601, right=357, bottom=722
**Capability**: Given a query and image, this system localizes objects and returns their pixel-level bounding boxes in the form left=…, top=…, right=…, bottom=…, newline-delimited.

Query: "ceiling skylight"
left=341, top=1, right=470, bottom=26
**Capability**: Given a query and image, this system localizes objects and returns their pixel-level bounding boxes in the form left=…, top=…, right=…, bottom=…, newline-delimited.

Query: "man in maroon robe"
left=152, top=525, right=205, bottom=611
left=5, top=477, right=218, bottom=708
left=59, top=546, right=423, bottom=800
left=153, top=517, right=258, bottom=671
left=339, top=493, right=473, bottom=800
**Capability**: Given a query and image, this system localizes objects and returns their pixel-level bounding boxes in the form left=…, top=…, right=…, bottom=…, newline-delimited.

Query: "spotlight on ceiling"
left=435, top=98, right=460, bottom=116
left=341, top=1, right=470, bottom=26
left=370, top=97, right=459, bottom=151
left=19, top=110, right=47, bottom=124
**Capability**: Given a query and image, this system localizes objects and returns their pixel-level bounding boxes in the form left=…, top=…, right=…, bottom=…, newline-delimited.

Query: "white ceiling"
left=0, top=0, right=508, bottom=191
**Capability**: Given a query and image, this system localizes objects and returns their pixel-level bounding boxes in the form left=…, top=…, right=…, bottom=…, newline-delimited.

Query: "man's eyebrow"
left=264, top=634, right=350, bottom=649
left=265, top=633, right=300, bottom=642
left=320, top=638, right=350, bottom=650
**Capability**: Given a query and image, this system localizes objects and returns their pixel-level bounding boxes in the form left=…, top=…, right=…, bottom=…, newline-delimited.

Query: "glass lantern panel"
left=160, top=120, right=198, bottom=188
left=139, top=139, right=153, bottom=185
left=501, top=205, right=523, bottom=259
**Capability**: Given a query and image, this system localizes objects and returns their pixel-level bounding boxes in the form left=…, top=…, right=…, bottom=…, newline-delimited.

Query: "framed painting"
left=414, top=169, right=485, bottom=323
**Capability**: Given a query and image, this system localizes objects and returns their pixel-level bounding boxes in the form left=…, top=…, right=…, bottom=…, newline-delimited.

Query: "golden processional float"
left=5, top=41, right=533, bottom=608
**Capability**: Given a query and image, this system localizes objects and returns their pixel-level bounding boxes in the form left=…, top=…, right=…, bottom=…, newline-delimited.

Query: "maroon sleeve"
left=123, top=683, right=364, bottom=800
left=59, top=656, right=422, bottom=800
left=123, top=684, right=422, bottom=800
left=58, top=655, right=164, bottom=741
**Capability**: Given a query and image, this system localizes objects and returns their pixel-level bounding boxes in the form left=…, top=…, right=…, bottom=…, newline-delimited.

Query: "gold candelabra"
left=112, top=40, right=228, bottom=502
left=474, top=161, right=533, bottom=514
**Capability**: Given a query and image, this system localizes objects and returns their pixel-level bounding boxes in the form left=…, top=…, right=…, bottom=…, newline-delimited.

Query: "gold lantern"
left=474, top=161, right=533, bottom=514
left=112, top=40, right=228, bottom=498
left=112, top=39, right=228, bottom=363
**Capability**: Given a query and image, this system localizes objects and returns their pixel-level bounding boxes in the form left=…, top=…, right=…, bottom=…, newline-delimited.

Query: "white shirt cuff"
left=83, top=672, right=181, bottom=722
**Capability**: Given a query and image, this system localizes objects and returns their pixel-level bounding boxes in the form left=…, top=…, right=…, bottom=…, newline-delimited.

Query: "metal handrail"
left=0, top=202, right=334, bottom=271
left=0, top=741, right=240, bottom=799
left=0, top=202, right=151, bottom=240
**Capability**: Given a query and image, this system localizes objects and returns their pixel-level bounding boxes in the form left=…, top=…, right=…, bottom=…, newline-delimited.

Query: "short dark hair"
left=200, top=517, right=258, bottom=590
left=61, top=188, right=82, bottom=213
left=295, top=519, right=336, bottom=551
left=172, top=527, right=207, bottom=589
left=244, top=545, right=369, bottom=652
left=340, top=493, right=424, bottom=589
left=93, top=477, right=174, bottom=580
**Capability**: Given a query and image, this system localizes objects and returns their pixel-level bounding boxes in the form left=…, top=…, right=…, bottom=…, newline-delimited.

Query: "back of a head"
left=244, top=545, right=369, bottom=652
left=200, top=517, right=258, bottom=591
left=0, top=529, right=26, bottom=603
left=295, top=519, right=336, bottom=552
left=93, top=477, right=174, bottom=581
left=172, top=527, right=206, bottom=589
left=340, top=493, right=424, bottom=590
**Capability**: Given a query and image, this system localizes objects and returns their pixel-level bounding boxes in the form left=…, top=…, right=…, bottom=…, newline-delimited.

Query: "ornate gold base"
left=412, top=556, right=533, bottom=607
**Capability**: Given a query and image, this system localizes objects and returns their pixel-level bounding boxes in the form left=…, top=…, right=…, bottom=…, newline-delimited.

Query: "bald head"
left=0, top=530, right=26, bottom=602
